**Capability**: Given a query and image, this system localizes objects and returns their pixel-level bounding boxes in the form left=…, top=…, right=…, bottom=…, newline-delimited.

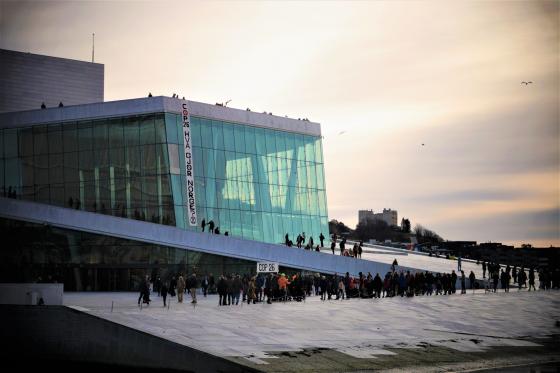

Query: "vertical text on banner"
left=182, top=102, right=197, bottom=226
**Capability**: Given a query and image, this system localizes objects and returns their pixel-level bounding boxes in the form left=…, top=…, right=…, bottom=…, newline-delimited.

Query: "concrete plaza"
left=65, top=289, right=560, bottom=372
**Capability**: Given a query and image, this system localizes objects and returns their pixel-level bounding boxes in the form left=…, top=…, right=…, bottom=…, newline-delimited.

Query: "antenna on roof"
left=92, top=33, right=95, bottom=63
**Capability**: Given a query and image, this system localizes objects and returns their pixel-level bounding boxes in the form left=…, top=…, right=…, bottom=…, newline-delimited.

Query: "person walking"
left=161, top=281, right=169, bottom=307
left=482, top=261, right=487, bottom=279
left=177, top=275, right=186, bottom=303
left=188, top=273, right=198, bottom=304
left=460, top=270, right=466, bottom=294
left=331, top=240, right=336, bottom=255
left=208, top=220, right=215, bottom=234
left=138, top=275, right=150, bottom=305
left=201, top=218, right=206, bottom=232
left=201, top=274, right=209, bottom=297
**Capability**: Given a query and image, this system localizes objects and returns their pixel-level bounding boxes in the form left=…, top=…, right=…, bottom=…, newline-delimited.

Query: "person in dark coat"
left=319, top=233, right=325, bottom=248
left=161, top=282, right=169, bottom=307
left=138, top=275, right=150, bottom=305
left=208, top=220, right=215, bottom=234
left=201, top=218, right=206, bottom=232
left=217, top=275, right=227, bottom=306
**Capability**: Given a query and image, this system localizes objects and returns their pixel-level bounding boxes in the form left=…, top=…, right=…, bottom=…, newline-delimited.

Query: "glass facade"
left=167, top=114, right=329, bottom=245
left=0, top=114, right=175, bottom=225
left=0, top=218, right=256, bottom=291
left=0, top=110, right=329, bottom=245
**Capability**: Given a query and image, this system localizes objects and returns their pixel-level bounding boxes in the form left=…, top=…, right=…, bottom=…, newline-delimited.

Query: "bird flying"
left=521, top=81, right=533, bottom=85
left=338, top=131, right=346, bottom=135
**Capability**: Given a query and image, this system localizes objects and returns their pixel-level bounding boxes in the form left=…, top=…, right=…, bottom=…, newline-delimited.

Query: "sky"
left=1, top=0, right=558, bottom=247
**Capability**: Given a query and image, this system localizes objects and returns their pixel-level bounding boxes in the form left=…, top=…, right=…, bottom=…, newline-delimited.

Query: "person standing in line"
left=232, top=274, right=243, bottom=305
left=482, top=261, right=487, bottom=278
left=469, top=271, right=476, bottom=290
left=161, top=281, right=169, bottom=307
left=247, top=276, right=257, bottom=304
left=492, top=270, right=499, bottom=293
left=217, top=275, right=227, bottom=306
left=201, top=218, right=206, bottom=232
left=319, top=232, right=325, bottom=248
left=208, top=220, right=215, bottom=234
left=358, top=241, right=363, bottom=259
left=528, top=268, right=536, bottom=291
left=460, top=270, right=466, bottom=294
left=177, top=275, right=185, bottom=303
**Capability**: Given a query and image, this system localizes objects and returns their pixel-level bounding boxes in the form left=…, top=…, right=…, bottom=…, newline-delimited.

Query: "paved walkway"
left=64, top=289, right=560, bottom=366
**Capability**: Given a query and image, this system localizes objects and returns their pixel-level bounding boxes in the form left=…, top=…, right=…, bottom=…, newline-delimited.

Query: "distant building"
left=358, top=208, right=398, bottom=226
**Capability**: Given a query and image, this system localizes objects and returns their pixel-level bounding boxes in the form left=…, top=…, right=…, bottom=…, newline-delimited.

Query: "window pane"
left=255, top=128, right=266, bottom=155
left=34, top=155, right=49, bottom=185
left=200, top=119, right=213, bottom=148
left=63, top=123, right=78, bottom=153
left=157, top=143, right=169, bottom=175
left=212, top=120, right=224, bottom=150
left=234, top=126, right=245, bottom=153
left=108, top=118, right=124, bottom=148
left=223, top=123, right=235, bottom=151
left=245, top=127, right=256, bottom=154
left=265, top=129, right=276, bottom=155
left=123, top=117, right=139, bottom=147
left=126, top=146, right=141, bottom=177
left=155, top=113, right=166, bottom=144
left=5, top=158, right=20, bottom=189
left=78, top=121, right=93, bottom=150
left=109, top=147, right=125, bottom=179
left=141, top=144, right=156, bottom=175
left=139, top=115, right=155, bottom=145
left=33, top=125, right=48, bottom=155
left=165, top=113, right=179, bottom=144
left=190, top=117, right=201, bottom=148
left=18, top=128, right=33, bottom=157
left=50, top=183, right=65, bottom=207
left=4, top=129, right=18, bottom=158
left=79, top=150, right=94, bottom=181
left=48, top=129, right=63, bottom=154
left=93, top=120, right=108, bottom=149
left=21, top=156, right=34, bottom=186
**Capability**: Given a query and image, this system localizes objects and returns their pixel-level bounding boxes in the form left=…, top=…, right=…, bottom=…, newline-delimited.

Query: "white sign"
left=257, top=262, right=279, bottom=273
left=181, top=102, right=197, bottom=226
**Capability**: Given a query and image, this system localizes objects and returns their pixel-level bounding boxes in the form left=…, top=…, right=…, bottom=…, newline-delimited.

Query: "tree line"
left=328, top=218, right=443, bottom=245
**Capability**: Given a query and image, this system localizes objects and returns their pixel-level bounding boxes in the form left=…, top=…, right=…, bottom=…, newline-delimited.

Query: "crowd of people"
left=137, top=265, right=560, bottom=308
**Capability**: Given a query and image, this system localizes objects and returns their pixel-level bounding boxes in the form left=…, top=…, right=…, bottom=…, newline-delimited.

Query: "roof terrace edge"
left=0, top=96, right=321, bottom=136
